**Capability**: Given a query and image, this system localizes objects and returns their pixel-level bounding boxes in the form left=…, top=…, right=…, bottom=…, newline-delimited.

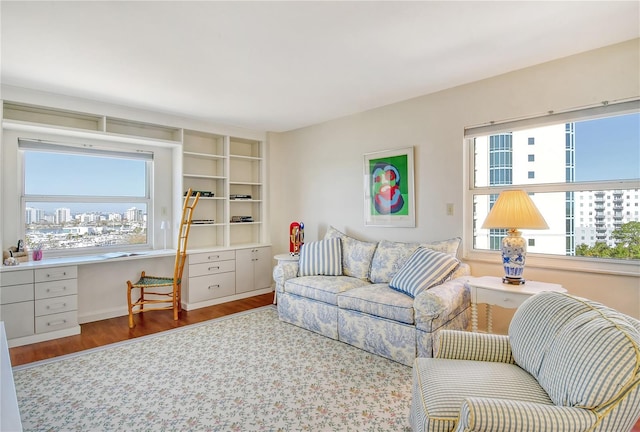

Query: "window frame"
left=19, top=139, right=154, bottom=257
left=464, top=99, right=640, bottom=276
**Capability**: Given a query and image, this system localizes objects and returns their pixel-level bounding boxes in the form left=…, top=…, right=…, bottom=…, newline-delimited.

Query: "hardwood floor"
left=9, top=292, right=274, bottom=367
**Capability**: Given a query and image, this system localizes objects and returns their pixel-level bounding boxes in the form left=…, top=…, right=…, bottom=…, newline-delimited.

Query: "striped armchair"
left=409, top=291, right=640, bottom=432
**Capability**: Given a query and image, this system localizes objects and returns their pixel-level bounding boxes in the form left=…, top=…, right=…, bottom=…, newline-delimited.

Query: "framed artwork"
left=363, top=146, right=415, bottom=227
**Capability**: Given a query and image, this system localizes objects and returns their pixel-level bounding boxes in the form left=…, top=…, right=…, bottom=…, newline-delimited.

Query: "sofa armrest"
left=437, top=330, right=515, bottom=364
left=458, top=398, right=596, bottom=431
left=414, top=278, right=471, bottom=332
left=272, top=261, right=299, bottom=293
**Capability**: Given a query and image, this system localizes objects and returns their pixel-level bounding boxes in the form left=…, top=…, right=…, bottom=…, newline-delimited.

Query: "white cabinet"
left=0, top=265, right=80, bottom=346
left=0, top=270, right=35, bottom=339
left=235, top=246, right=272, bottom=294
left=34, top=266, right=79, bottom=334
left=185, top=251, right=236, bottom=305
left=183, top=246, right=273, bottom=310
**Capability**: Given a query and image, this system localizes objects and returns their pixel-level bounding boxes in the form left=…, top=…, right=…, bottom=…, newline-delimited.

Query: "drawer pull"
left=46, top=271, right=67, bottom=279
left=208, top=266, right=220, bottom=271
left=208, top=255, right=220, bottom=260
left=47, top=319, right=67, bottom=327
left=208, top=284, right=220, bottom=290
left=47, top=303, right=67, bottom=310
left=47, top=286, right=68, bottom=293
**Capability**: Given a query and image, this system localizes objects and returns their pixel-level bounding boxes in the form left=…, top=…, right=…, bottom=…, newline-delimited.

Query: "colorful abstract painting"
left=364, top=147, right=415, bottom=227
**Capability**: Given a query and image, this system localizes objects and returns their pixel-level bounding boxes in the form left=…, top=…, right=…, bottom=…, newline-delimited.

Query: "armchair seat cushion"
left=284, top=275, right=369, bottom=305
left=337, top=284, right=415, bottom=324
left=411, top=358, right=553, bottom=432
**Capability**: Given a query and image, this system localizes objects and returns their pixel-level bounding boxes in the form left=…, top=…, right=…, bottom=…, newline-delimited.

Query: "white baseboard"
left=8, top=325, right=81, bottom=348
left=183, top=288, right=273, bottom=311
left=78, top=288, right=274, bottom=323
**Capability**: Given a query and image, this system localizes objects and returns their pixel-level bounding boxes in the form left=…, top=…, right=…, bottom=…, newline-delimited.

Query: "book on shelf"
left=230, top=216, right=254, bottom=223
left=230, top=194, right=252, bottom=200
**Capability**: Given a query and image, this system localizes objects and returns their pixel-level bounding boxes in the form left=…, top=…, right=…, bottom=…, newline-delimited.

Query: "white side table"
left=466, top=276, right=567, bottom=333
left=274, top=253, right=299, bottom=264
left=273, top=254, right=299, bottom=304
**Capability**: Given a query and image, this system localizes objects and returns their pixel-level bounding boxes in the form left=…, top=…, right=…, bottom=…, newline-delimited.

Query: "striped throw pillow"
left=298, top=238, right=343, bottom=276
left=389, top=247, right=459, bottom=298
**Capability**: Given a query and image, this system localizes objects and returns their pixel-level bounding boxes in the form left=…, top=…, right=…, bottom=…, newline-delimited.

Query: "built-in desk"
left=0, top=250, right=175, bottom=347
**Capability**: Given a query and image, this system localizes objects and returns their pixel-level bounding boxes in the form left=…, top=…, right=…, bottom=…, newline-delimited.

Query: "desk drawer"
left=0, top=270, right=33, bottom=286
left=188, top=272, right=235, bottom=303
left=35, top=266, right=77, bottom=282
left=189, top=260, right=235, bottom=277
left=476, top=288, right=531, bottom=309
left=35, top=295, right=77, bottom=317
left=35, top=279, right=78, bottom=300
left=1, top=283, right=34, bottom=305
left=189, top=251, right=235, bottom=265
left=36, top=311, right=78, bottom=333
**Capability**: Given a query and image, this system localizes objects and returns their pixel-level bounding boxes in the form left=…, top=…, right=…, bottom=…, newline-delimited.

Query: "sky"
left=25, top=153, right=146, bottom=213
left=574, top=113, right=640, bottom=182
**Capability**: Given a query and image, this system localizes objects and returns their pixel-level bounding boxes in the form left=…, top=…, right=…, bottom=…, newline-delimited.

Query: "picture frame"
left=363, top=146, right=415, bottom=227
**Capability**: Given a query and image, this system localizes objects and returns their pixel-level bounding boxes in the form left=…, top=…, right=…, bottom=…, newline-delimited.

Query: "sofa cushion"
left=389, top=248, right=460, bottom=298
left=337, top=284, right=415, bottom=324
left=324, top=225, right=377, bottom=280
left=421, top=237, right=461, bottom=257
left=369, top=240, right=420, bottom=283
left=284, top=276, right=370, bottom=305
left=510, top=292, right=640, bottom=408
left=298, top=238, right=342, bottom=276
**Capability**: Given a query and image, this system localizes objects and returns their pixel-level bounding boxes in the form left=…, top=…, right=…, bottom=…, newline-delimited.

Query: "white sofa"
left=273, top=227, right=471, bottom=366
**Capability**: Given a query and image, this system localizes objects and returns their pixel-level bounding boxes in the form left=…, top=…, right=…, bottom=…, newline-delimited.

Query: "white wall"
left=268, top=39, right=640, bottom=328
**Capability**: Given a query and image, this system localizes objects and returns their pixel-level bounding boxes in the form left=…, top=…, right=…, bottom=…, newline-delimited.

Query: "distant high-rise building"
left=55, top=208, right=72, bottom=224
left=25, top=207, right=45, bottom=224
left=126, top=207, right=143, bottom=222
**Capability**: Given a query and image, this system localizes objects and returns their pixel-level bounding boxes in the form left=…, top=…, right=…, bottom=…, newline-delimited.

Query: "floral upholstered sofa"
left=273, top=226, right=471, bottom=366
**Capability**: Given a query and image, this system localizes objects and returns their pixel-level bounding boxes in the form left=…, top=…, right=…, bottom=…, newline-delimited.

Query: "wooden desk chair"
left=126, top=189, right=200, bottom=328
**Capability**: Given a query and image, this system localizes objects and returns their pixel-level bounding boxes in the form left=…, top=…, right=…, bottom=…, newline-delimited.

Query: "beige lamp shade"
left=481, top=190, right=549, bottom=230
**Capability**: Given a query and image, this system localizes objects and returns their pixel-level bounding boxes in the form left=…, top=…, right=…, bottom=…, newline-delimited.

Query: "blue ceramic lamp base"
left=502, top=229, right=527, bottom=285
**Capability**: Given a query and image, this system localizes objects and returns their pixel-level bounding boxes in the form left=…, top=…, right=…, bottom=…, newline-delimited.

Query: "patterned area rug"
left=13, top=306, right=413, bottom=431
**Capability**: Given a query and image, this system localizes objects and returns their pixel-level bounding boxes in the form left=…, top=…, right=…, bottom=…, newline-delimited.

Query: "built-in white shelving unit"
left=1, top=100, right=271, bottom=325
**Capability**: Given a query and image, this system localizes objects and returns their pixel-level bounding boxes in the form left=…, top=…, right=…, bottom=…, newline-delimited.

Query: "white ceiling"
left=1, top=1, right=639, bottom=133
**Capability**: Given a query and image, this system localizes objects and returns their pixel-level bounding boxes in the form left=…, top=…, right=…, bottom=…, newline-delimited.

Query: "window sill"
left=462, top=249, right=640, bottom=278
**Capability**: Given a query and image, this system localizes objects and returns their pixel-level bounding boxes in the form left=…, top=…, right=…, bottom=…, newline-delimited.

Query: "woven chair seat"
left=132, top=276, right=179, bottom=287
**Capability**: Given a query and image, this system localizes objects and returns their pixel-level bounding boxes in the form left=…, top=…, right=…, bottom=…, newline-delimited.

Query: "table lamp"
left=481, top=190, right=548, bottom=285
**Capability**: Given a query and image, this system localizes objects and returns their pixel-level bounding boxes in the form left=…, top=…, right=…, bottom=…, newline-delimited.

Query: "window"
left=467, top=100, right=640, bottom=262
left=20, top=139, right=152, bottom=256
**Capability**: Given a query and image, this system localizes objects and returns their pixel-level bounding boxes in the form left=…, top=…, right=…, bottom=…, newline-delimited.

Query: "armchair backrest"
left=509, top=292, right=639, bottom=413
